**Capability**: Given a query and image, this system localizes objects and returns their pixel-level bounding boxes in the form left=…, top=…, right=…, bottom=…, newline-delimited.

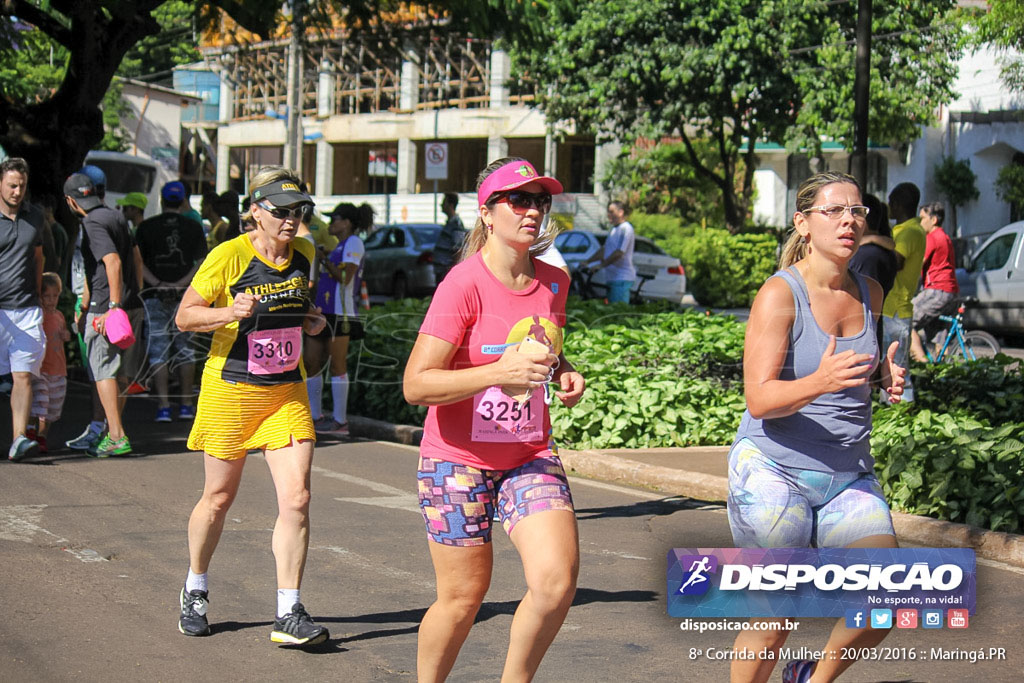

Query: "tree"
left=0, top=0, right=553, bottom=201
left=934, top=156, right=979, bottom=236
left=969, top=0, right=1024, bottom=92
left=511, top=0, right=961, bottom=232
left=601, top=140, right=737, bottom=226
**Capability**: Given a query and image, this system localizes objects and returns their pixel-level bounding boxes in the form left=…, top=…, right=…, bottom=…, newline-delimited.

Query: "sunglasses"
left=258, top=201, right=308, bottom=220
left=492, top=190, right=552, bottom=213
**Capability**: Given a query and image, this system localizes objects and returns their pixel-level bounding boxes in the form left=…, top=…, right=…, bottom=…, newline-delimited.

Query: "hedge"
left=349, top=297, right=1024, bottom=532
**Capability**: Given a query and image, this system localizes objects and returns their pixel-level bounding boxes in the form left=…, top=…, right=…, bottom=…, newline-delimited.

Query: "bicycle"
left=923, top=299, right=1001, bottom=363
left=570, top=267, right=656, bottom=305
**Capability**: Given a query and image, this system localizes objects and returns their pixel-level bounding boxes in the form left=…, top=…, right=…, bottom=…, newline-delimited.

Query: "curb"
left=344, top=417, right=1024, bottom=569
left=560, top=448, right=1024, bottom=569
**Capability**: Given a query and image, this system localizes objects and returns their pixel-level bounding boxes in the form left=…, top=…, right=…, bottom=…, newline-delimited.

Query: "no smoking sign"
left=425, top=142, right=448, bottom=180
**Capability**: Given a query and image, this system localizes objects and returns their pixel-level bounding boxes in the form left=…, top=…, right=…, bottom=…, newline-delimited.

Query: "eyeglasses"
left=493, top=191, right=552, bottom=213
left=258, top=201, right=307, bottom=220
left=802, top=204, right=870, bottom=220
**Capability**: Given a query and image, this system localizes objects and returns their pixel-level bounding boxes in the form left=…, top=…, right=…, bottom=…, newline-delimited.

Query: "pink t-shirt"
left=418, top=251, right=569, bottom=470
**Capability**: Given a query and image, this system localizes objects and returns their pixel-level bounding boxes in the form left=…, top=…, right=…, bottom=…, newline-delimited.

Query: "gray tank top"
left=734, top=267, right=879, bottom=472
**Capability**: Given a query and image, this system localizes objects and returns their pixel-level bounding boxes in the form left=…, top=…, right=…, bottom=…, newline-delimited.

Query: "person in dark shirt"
left=64, top=171, right=143, bottom=457
left=432, top=192, right=465, bottom=283
left=849, top=194, right=898, bottom=354
left=0, top=157, right=45, bottom=462
left=136, top=181, right=208, bottom=422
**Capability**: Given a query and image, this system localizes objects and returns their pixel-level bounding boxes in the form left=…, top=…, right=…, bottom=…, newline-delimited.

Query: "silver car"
left=554, top=229, right=687, bottom=302
left=958, top=221, right=1024, bottom=337
left=362, top=224, right=442, bottom=299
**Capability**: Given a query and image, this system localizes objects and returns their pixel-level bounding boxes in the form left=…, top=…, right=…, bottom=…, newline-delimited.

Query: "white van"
left=84, top=151, right=165, bottom=218
left=958, top=221, right=1024, bottom=337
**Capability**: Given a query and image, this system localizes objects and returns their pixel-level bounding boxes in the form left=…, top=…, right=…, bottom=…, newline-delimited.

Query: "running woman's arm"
left=403, top=333, right=555, bottom=406
left=743, top=277, right=874, bottom=419
left=865, top=277, right=906, bottom=401
left=552, top=353, right=585, bottom=407
left=175, top=286, right=259, bottom=333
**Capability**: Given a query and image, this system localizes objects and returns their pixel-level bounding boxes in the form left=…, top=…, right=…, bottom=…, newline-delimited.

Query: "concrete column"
left=544, top=130, right=557, bottom=177
left=488, top=135, right=508, bottom=163
left=315, top=138, right=333, bottom=196
left=317, top=66, right=334, bottom=118
left=218, top=77, right=234, bottom=123
left=400, top=59, right=420, bottom=111
left=397, top=137, right=418, bottom=194
left=216, top=142, right=230, bottom=193
left=489, top=49, right=510, bottom=108
left=592, top=141, right=621, bottom=201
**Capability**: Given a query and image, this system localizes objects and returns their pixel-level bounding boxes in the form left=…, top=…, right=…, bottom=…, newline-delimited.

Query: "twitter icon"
left=870, top=609, right=893, bottom=629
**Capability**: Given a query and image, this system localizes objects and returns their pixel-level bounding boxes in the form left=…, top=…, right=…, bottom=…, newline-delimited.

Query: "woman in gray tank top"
left=727, top=172, right=906, bottom=683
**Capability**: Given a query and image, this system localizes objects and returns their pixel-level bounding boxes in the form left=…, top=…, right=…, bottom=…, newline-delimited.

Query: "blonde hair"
left=459, top=156, right=558, bottom=263
left=41, top=272, right=62, bottom=294
left=240, top=166, right=303, bottom=225
left=780, top=171, right=863, bottom=269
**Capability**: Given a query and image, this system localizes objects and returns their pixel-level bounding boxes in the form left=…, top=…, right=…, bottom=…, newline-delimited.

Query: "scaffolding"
left=209, top=31, right=532, bottom=122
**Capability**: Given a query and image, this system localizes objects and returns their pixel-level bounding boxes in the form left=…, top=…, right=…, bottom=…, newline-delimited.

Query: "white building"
left=754, top=46, right=1024, bottom=243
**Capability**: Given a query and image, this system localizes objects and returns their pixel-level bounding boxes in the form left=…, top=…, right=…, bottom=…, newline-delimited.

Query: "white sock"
left=306, top=374, right=323, bottom=420
left=331, top=374, right=349, bottom=424
left=277, top=588, right=300, bottom=618
left=185, top=568, right=208, bottom=594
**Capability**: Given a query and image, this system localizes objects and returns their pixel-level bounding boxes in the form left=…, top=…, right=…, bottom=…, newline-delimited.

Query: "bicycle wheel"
left=944, top=330, right=1001, bottom=362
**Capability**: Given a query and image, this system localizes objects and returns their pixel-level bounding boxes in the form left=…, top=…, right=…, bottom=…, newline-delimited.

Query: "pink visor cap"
left=476, top=160, right=564, bottom=207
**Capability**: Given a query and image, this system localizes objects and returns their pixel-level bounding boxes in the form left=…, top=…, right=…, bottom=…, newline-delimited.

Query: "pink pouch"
left=101, top=308, right=136, bottom=349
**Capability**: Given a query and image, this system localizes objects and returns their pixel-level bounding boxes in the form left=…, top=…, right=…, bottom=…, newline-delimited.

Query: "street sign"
left=425, top=142, right=448, bottom=180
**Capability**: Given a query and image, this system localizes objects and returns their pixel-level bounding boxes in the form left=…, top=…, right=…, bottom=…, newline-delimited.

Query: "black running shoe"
left=270, top=602, right=328, bottom=646
left=178, top=587, right=211, bottom=637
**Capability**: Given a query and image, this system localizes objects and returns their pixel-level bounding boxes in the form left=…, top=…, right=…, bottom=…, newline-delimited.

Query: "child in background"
left=29, top=273, right=70, bottom=453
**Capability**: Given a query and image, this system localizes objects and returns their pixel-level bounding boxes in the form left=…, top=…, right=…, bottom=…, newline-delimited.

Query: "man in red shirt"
left=910, top=202, right=958, bottom=362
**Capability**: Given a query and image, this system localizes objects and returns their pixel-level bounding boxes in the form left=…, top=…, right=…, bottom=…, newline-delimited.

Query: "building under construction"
left=178, top=16, right=607, bottom=225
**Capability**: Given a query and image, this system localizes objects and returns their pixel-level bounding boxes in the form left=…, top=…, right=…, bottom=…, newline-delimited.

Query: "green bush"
left=350, top=298, right=1024, bottom=533
left=871, top=358, right=1024, bottom=533
left=676, top=229, right=778, bottom=307
left=871, top=405, right=1024, bottom=533
left=630, top=212, right=695, bottom=263
left=552, top=299, right=746, bottom=449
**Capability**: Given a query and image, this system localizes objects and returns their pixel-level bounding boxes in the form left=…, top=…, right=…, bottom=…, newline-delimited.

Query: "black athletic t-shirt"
left=82, top=205, right=142, bottom=310
left=191, top=234, right=315, bottom=385
left=135, top=212, right=207, bottom=285
left=0, top=206, right=42, bottom=309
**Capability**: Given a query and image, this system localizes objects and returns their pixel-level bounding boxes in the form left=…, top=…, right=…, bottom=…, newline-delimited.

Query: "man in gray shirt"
left=0, top=157, right=45, bottom=462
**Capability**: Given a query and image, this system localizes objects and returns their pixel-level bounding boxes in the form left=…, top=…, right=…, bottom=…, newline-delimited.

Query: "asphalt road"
left=3, top=411, right=1024, bottom=682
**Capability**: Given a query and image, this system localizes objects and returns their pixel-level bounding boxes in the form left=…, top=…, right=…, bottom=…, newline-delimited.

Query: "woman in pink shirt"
left=404, top=157, right=586, bottom=682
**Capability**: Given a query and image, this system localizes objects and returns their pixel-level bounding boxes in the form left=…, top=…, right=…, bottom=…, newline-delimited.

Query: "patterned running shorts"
left=727, top=438, right=895, bottom=548
left=417, top=453, right=575, bottom=547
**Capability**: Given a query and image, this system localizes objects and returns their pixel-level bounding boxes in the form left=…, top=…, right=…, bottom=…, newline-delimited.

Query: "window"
left=385, top=229, right=405, bottom=248
left=970, top=232, right=1018, bottom=272
left=634, top=237, right=666, bottom=255
left=555, top=232, right=593, bottom=255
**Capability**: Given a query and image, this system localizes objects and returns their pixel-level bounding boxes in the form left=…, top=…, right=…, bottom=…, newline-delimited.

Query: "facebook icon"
left=845, top=609, right=866, bottom=629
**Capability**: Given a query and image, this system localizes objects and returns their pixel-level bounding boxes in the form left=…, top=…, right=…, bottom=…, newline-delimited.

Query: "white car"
left=553, top=229, right=687, bottom=302
left=958, top=221, right=1024, bottom=337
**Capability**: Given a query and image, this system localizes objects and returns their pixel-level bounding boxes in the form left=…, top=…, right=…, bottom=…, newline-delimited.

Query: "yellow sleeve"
left=191, top=238, right=244, bottom=304
left=293, top=234, right=316, bottom=265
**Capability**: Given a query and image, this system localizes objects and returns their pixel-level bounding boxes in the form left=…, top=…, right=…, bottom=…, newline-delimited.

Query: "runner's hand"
left=304, top=306, right=326, bottom=336
left=231, top=292, right=260, bottom=320
left=879, top=340, right=906, bottom=403
left=813, top=335, right=874, bottom=393
left=554, top=370, right=585, bottom=408
left=497, top=343, right=555, bottom=394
